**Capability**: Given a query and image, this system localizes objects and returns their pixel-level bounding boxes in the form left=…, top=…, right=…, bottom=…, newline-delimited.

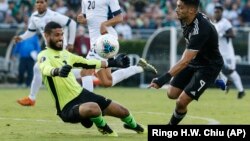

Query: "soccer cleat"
left=97, top=124, right=118, bottom=137
left=238, top=91, right=245, bottom=99
left=215, top=79, right=227, bottom=91
left=93, top=77, right=100, bottom=87
left=17, top=96, right=35, bottom=106
left=137, top=58, right=157, bottom=74
left=123, top=124, right=146, bottom=134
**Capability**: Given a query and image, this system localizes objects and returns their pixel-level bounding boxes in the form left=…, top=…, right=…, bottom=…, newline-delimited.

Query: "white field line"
left=0, top=111, right=220, bottom=125
left=133, top=111, right=220, bottom=125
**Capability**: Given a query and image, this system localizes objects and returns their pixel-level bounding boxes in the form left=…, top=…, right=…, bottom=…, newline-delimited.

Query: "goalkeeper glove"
left=107, top=53, right=130, bottom=68
left=51, top=65, right=72, bottom=77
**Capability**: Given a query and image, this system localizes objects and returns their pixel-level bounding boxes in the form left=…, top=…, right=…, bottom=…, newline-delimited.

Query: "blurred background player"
left=73, top=25, right=90, bottom=58
left=213, top=4, right=245, bottom=99
left=38, top=21, right=145, bottom=136
left=11, top=19, right=41, bottom=88
left=77, top=0, right=157, bottom=92
left=15, top=0, right=76, bottom=106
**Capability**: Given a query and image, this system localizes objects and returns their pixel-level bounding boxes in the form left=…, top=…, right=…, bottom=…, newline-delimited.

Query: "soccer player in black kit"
left=148, top=0, right=224, bottom=125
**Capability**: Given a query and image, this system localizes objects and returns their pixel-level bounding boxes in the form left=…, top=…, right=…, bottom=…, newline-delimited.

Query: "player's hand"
left=77, top=14, right=87, bottom=24
left=148, top=78, right=161, bottom=89
left=100, top=23, right=108, bottom=35
left=107, top=53, right=130, bottom=68
left=13, top=36, right=22, bottom=43
left=66, top=44, right=74, bottom=52
left=148, top=73, right=172, bottom=89
left=52, top=65, right=72, bottom=77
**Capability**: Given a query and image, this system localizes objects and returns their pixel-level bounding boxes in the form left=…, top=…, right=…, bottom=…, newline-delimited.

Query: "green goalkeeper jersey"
left=37, top=47, right=101, bottom=112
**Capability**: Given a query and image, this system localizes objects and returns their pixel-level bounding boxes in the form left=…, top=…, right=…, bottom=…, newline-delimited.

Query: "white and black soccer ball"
left=94, top=34, right=119, bottom=59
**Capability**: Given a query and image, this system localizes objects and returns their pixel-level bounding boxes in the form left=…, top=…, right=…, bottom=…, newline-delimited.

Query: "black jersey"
left=181, top=12, right=223, bottom=67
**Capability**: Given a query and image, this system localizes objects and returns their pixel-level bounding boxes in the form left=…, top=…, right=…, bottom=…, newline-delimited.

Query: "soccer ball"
left=94, top=34, right=119, bottom=59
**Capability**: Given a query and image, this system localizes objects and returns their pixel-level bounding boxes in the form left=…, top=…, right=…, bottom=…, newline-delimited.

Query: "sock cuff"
left=173, top=110, right=187, bottom=119
left=121, top=114, right=137, bottom=128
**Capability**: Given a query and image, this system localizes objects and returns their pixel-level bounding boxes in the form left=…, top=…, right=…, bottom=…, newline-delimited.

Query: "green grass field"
left=0, top=87, right=249, bottom=141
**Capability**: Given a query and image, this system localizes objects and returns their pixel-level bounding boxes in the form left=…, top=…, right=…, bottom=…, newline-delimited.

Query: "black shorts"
left=59, top=89, right=112, bottom=123
left=170, top=65, right=221, bottom=100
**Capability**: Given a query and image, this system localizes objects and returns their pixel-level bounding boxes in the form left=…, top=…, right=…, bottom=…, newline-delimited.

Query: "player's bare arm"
left=100, top=14, right=123, bottom=35
left=14, top=29, right=36, bottom=43
left=168, top=49, right=198, bottom=76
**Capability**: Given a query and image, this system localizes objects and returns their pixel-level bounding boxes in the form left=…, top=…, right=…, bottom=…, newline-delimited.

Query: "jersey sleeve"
left=20, top=15, right=37, bottom=40
left=37, top=52, right=55, bottom=76
left=69, top=53, right=102, bottom=69
left=108, top=0, right=122, bottom=15
left=81, top=0, right=86, bottom=14
left=27, top=15, right=37, bottom=31
left=52, top=12, right=71, bottom=27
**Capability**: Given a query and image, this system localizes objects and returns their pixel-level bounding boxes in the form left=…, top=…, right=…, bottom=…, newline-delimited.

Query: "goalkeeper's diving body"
left=37, top=21, right=145, bottom=136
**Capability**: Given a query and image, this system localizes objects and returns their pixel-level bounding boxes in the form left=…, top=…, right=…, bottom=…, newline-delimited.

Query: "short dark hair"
left=44, top=21, right=62, bottom=34
left=181, top=0, right=200, bottom=8
left=214, top=3, right=223, bottom=11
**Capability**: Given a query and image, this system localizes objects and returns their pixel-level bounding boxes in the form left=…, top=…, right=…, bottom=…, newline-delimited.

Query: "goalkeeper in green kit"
left=37, top=21, right=145, bottom=136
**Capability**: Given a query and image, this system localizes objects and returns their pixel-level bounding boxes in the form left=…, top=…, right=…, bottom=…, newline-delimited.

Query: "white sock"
left=29, top=63, right=42, bottom=101
left=81, top=76, right=94, bottom=92
left=111, top=66, right=143, bottom=86
left=229, top=71, right=244, bottom=92
left=72, top=68, right=81, bottom=79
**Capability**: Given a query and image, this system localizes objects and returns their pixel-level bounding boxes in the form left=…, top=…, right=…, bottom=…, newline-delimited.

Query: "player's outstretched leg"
left=110, top=58, right=157, bottom=86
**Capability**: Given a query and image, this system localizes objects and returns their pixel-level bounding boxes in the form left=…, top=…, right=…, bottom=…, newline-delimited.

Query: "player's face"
left=175, top=0, right=194, bottom=21
left=214, top=9, right=222, bottom=21
left=47, top=28, right=64, bottom=51
left=36, top=0, right=47, bottom=14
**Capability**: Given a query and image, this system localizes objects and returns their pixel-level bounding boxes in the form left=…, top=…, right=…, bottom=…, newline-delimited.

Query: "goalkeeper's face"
left=47, top=28, right=64, bottom=51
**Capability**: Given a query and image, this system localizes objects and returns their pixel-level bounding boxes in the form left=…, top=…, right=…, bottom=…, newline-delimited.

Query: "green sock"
left=121, top=114, right=137, bottom=128
left=90, top=115, right=106, bottom=127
